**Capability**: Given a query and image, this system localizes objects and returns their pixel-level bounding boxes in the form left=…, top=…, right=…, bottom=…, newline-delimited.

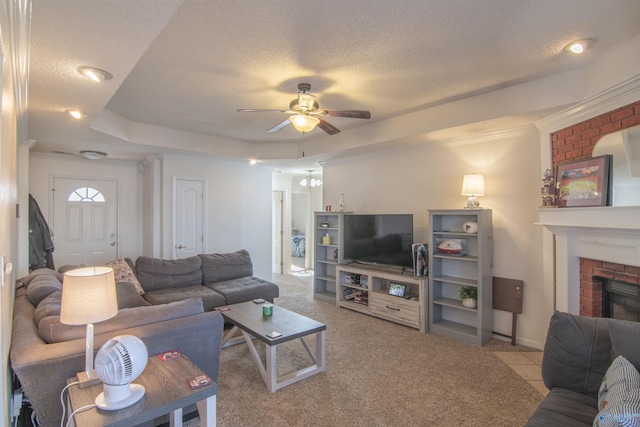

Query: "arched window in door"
left=67, top=187, right=106, bottom=202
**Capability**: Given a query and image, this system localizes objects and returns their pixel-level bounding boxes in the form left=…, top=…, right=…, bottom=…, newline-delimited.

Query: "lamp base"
left=464, top=197, right=481, bottom=209
left=77, top=370, right=103, bottom=389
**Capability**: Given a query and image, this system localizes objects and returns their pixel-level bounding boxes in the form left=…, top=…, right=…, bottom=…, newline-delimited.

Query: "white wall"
left=159, top=155, right=273, bottom=279
left=323, top=126, right=548, bottom=348
left=28, top=154, right=143, bottom=262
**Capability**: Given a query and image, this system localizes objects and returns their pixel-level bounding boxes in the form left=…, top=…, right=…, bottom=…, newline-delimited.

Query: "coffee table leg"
left=316, top=330, right=326, bottom=372
left=265, top=343, right=277, bottom=392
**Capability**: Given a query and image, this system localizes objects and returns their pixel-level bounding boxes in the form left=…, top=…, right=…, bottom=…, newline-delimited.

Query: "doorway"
left=51, top=177, right=118, bottom=267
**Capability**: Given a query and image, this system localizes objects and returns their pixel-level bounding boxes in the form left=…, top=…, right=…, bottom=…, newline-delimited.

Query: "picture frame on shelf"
left=412, top=243, right=428, bottom=276
left=388, top=282, right=406, bottom=298
left=556, top=155, right=612, bottom=207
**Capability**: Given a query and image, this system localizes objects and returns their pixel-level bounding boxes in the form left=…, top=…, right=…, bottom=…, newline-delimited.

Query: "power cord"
left=59, top=381, right=78, bottom=427
left=64, top=404, right=96, bottom=427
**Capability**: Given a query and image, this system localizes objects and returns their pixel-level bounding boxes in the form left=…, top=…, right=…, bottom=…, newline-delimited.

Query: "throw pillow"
left=116, top=281, right=151, bottom=309
left=105, top=258, right=144, bottom=294
left=594, top=355, right=640, bottom=427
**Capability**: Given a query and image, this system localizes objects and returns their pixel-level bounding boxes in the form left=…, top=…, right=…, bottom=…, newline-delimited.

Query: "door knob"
left=177, top=244, right=184, bottom=249
left=110, top=242, right=116, bottom=246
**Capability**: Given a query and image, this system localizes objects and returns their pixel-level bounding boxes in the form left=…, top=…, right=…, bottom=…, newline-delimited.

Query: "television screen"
left=343, top=214, right=413, bottom=268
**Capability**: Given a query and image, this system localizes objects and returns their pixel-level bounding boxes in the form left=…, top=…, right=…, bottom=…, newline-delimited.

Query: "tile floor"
left=493, top=351, right=548, bottom=396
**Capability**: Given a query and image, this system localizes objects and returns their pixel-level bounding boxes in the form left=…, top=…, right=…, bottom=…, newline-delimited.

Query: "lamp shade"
left=289, top=115, right=320, bottom=133
left=461, top=174, right=485, bottom=196
left=61, top=266, right=118, bottom=325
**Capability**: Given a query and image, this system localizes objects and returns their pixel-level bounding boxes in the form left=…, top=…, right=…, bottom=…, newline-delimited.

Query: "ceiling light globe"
left=290, top=115, right=320, bottom=133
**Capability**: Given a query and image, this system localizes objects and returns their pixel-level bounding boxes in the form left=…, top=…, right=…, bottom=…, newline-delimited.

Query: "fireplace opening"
left=602, top=279, right=640, bottom=322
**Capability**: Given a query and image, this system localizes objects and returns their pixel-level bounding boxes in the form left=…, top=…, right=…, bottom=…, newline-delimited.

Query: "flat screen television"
left=343, top=214, right=413, bottom=268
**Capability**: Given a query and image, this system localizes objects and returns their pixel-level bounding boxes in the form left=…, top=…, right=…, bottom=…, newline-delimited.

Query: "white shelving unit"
left=336, top=264, right=428, bottom=332
left=313, top=212, right=350, bottom=303
left=428, top=209, right=493, bottom=345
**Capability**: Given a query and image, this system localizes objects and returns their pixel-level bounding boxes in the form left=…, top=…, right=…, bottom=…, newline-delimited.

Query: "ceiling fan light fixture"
left=80, top=150, right=107, bottom=160
left=78, top=66, right=113, bottom=82
left=300, top=171, right=322, bottom=188
left=290, top=115, right=319, bottom=133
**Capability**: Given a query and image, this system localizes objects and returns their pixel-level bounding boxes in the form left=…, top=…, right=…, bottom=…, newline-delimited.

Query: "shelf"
left=315, top=291, right=336, bottom=303
left=340, top=283, right=369, bottom=291
left=316, top=275, right=336, bottom=282
left=339, top=300, right=371, bottom=313
left=432, top=276, right=478, bottom=287
left=432, top=231, right=478, bottom=237
left=316, top=259, right=337, bottom=265
left=432, top=297, right=477, bottom=312
left=433, top=254, right=478, bottom=262
left=431, top=319, right=477, bottom=336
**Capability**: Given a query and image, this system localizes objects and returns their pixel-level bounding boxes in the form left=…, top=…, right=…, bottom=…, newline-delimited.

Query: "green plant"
left=459, top=286, right=478, bottom=300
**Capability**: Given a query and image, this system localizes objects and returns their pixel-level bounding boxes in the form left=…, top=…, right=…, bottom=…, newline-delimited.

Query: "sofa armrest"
left=541, top=311, right=613, bottom=398
left=10, top=292, right=223, bottom=427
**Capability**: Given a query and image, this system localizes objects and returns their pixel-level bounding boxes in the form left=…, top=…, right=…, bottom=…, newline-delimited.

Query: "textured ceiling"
left=25, top=0, right=640, bottom=172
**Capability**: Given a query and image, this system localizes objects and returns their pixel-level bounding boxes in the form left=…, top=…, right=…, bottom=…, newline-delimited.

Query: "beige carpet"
left=196, top=270, right=543, bottom=426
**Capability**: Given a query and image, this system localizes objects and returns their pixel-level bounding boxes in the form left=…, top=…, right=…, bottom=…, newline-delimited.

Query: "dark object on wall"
left=492, top=277, right=524, bottom=346
left=28, top=194, right=55, bottom=270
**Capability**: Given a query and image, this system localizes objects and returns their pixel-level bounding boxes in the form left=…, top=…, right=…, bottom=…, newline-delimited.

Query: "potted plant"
left=460, top=286, right=478, bottom=308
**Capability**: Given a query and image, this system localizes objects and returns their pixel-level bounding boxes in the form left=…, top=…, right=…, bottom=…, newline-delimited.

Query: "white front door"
left=272, top=191, right=283, bottom=274
left=175, top=178, right=204, bottom=259
left=52, top=177, right=118, bottom=267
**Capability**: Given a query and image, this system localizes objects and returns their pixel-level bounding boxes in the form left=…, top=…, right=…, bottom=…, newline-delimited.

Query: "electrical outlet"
left=1, top=256, right=4, bottom=287
left=11, top=389, right=23, bottom=421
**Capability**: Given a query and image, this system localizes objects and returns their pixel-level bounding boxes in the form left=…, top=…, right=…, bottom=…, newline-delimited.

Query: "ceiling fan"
left=237, top=83, right=371, bottom=135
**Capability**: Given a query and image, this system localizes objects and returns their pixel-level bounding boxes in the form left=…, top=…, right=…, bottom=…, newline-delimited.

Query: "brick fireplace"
left=579, top=258, right=640, bottom=317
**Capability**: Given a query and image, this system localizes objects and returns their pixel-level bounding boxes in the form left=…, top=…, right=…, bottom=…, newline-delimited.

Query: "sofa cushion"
left=25, top=270, right=63, bottom=306
left=135, top=256, right=202, bottom=291
left=199, top=250, right=253, bottom=284
left=38, top=298, right=204, bottom=344
left=142, top=286, right=226, bottom=312
left=608, top=319, right=640, bottom=372
left=105, top=257, right=144, bottom=294
left=34, top=282, right=151, bottom=327
left=205, top=276, right=279, bottom=305
left=17, top=268, right=63, bottom=289
left=594, top=355, right=640, bottom=427
left=115, top=281, right=152, bottom=309
left=541, top=311, right=613, bottom=398
left=525, top=387, right=598, bottom=427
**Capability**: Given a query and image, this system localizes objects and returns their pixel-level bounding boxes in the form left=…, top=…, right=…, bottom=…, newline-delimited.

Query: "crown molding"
left=535, top=75, right=640, bottom=134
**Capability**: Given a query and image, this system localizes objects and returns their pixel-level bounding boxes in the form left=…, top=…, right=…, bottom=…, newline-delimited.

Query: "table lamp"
left=461, top=174, right=485, bottom=209
left=61, top=266, right=118, bottom=388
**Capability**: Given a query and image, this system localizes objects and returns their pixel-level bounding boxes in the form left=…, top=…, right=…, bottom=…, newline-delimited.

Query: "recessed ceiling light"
left=78, top=66, right=113, bottom=82
left=564, top=39, right=593, bottom=54
left=79, top=150, right=107, bottom=160
left=66, top=109, right=87, bottom=119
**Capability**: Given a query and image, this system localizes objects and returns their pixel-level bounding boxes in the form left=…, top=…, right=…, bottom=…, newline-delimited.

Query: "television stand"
left=335, top=264, right=428, bottom=332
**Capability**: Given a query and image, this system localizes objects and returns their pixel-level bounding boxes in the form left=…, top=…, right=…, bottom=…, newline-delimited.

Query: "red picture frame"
left=556, top=155, right=612, bottom=207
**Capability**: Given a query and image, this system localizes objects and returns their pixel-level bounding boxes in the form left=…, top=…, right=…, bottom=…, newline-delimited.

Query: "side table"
left=66, top=353, right=217, bottom=427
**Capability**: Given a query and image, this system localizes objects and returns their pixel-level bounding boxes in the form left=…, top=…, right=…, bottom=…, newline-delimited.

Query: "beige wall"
left=323, top=126, right=548, bottom=347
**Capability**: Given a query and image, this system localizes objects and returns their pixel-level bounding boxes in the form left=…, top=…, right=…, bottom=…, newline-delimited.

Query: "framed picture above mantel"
left=556, top=155, right=612, bottom=208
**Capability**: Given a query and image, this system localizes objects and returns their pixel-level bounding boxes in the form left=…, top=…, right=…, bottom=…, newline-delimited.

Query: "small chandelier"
left=290, top=115, right=320, bottom=133
left=300, top=170, right=322, bottom=188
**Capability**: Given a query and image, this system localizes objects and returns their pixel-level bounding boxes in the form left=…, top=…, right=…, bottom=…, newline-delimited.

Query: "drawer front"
left=371, top=295, right=420, bottom=325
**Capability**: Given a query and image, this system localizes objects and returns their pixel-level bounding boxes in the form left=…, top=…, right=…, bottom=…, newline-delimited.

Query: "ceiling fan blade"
left=267, top=118, right=292, bottom=134
left=237, top=109, right=288, bottom=113
left=322, top=109, right=371, bottom=119
left=317, top=118, right=340, bottom=135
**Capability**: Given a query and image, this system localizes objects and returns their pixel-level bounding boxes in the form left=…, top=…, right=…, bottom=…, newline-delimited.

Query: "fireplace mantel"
left=538, top=206, right=640, bottom=314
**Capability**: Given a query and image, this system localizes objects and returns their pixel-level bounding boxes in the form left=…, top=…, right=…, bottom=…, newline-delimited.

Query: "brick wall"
left=551, top=100, right=640, bottom=175
left=580, top=258, right=640, bottom=317
left=552, top=100, right=640, bottom=317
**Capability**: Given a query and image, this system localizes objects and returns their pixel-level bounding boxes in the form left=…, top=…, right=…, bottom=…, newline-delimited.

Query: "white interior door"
left=272, top=191, right=283, bottom=274
left=52, top=177, right=118, bottom=267
left=175, top=179, right=204, bottom=259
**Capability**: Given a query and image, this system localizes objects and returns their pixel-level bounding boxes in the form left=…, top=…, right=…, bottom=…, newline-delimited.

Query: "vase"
left=462, top=298, right=477, bottom=309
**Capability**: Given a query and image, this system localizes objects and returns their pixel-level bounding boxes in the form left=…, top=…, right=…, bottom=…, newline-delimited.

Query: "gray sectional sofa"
left=10, top=249, right=278, bottom=427
left=526, top=311, right=640, bottom=426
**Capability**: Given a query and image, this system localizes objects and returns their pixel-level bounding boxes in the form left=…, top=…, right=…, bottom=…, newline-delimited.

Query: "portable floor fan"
left=94, top=335, right=148, bottom=410
left=237, top=82, right=371, bottom=135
